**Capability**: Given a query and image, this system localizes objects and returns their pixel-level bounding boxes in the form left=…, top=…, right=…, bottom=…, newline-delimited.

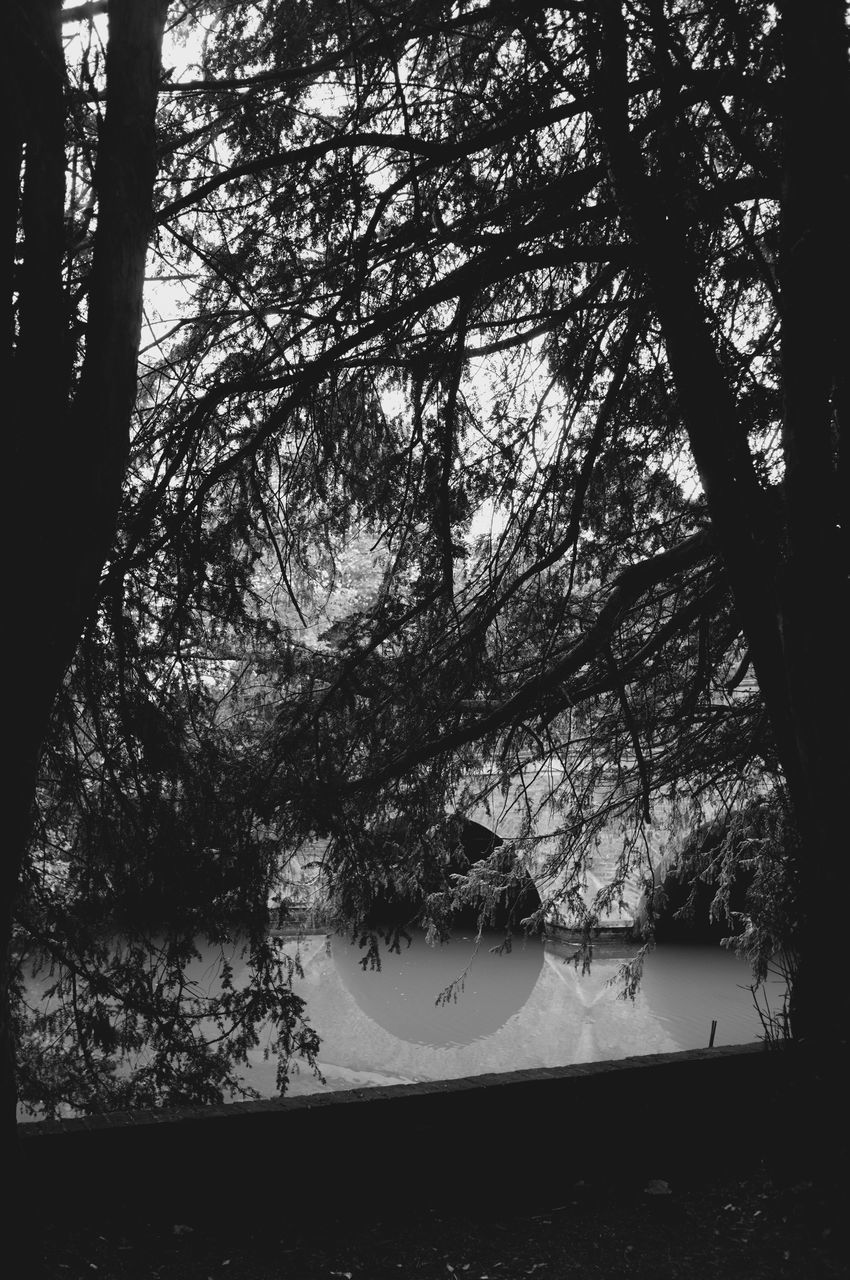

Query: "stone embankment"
left=20, top=1043, right=787, bottom=1222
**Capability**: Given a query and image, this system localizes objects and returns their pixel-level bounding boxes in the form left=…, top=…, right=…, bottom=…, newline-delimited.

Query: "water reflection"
left=18, top=931, right=787, bottom=1116
left=280, top=932, right=785, bottom=1096
left=332, top=930, right=544, bottom=1047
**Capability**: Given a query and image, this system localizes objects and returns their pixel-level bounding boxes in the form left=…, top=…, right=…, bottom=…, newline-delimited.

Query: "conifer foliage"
left=5, top=1, right=848, bottom=1123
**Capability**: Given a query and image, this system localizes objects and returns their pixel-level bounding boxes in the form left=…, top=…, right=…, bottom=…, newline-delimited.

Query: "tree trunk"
left=776, top=0, right=850, bottom=1056
left=4, top=0, right=168, bottom=1150
left=592, top=0, right=850, bottom=1058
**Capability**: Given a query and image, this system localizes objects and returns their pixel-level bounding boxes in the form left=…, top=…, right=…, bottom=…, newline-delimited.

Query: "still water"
left=219, top=930, right=785, bottom=1098
left=19, top=930, right=786, bottom=1114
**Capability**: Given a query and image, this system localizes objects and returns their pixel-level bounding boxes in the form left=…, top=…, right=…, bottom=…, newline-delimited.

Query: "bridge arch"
left=455, top=767, right=683, bottom=935
left=277, top=770, right=718, bottom=938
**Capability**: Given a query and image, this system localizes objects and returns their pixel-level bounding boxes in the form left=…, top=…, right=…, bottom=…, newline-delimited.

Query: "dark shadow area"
left=653, top=863, right=754, bottom=942
left=32, top=1164, right=848, bottom=1280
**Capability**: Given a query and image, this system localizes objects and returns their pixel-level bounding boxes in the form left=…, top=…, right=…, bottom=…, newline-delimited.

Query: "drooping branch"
left=344, top=529, right=715, bottom=790
left=604, top=642, right=651, bottom=823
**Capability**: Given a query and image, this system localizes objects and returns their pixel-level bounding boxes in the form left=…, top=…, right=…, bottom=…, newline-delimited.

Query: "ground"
left=33, top=1167, right=845, bottom=1279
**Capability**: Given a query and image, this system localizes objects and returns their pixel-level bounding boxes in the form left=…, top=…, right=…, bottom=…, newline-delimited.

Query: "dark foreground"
left=32, top=1167, right=845, bottom=1279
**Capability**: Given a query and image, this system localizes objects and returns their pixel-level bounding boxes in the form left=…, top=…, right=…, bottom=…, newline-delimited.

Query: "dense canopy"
left=5, top=0, right=848, bottom=1122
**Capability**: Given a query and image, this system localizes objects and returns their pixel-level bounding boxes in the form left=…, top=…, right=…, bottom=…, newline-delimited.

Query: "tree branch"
left=604, top=642, right=651, bottom=823
left=344, top=530, right=715, bottom=790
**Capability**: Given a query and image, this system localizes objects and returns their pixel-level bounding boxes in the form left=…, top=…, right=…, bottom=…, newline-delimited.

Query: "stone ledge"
left=19, top=1044, right=788, bottom=1222
left=19, top=1041, right=766, bottom=1135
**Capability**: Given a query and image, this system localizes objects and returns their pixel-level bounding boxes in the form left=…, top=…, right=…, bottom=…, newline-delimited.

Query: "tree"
left=6, top=0, right=848, bottom=1142
left=5, top=0, right=171, bottom=1145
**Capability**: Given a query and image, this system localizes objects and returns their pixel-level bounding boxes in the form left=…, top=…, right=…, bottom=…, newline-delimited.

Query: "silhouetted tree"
left=6, top=0, right=848, bottom=1141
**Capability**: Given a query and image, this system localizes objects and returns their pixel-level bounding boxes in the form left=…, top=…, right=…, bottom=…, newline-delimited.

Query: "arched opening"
left=361, top=814, right=542, bottom=932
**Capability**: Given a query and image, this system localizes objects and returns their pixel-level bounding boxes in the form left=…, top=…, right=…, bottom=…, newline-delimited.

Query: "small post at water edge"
left=708, top=1019, right=717, bottom=1048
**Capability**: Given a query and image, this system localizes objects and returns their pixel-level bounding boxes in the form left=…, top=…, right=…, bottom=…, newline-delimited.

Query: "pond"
left=17, top=929, right=787, bottom=1116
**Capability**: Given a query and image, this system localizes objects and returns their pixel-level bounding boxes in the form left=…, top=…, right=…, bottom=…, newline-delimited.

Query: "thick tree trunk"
left=776, top=0, right=850, bottom=1054
left=4, top=0, right=68, bottom=1171
left=592, top=0, right=850, bottom=1059
left=4, top=0, right=168, bottom=1151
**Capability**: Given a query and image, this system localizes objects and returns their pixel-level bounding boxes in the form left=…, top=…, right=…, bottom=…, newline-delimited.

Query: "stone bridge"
left=277, top=765, right=699, bottom=936
left=456, top=766, right=702, bottom=935
left=455, top=678, right=759, bottom=933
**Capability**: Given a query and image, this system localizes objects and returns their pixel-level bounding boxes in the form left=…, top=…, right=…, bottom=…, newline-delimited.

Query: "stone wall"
left=20, top=1044, right=789, bottom=1223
